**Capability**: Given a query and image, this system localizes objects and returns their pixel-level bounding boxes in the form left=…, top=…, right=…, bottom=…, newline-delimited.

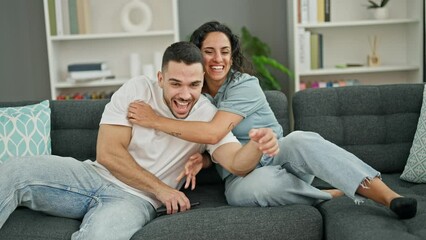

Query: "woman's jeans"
left=225, top=131, right=380, bottom=206
left=0, top=155, right=156, bottom=240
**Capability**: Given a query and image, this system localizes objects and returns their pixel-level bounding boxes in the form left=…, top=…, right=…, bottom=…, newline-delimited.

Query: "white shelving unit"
left=286, top=0, right=423, bottom=96
left=43, top=0, right=179, bottom=99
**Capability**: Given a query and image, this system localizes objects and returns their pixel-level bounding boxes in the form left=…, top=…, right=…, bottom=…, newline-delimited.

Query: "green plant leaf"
left=380, top=0, right=389, bottom=7
left=367, top=0, right=380, bottom=8
left=241, top=27, right=293, bottom=91
left=241, top=27, right=271, bottom=57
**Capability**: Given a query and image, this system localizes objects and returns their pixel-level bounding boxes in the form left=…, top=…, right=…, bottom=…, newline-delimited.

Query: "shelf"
left=55, top=78, right=129, bottom=89
left=299, top=18, right=419, bottom=29
left=44, top=0, right=179, bottom=99
left=50, top=30, right=175, bottom=41
left=287, top=0, right=423, bottom=97
left=300, top=65, right=420, bottom=76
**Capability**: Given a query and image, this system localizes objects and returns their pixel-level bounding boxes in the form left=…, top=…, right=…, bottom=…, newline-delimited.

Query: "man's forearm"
left=99, top=148, right=168, bottom=195
left=230, top=140, right=263, bottom=176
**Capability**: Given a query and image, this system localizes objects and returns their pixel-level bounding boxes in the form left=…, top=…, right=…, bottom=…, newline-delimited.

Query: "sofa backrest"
left=265, top=90, right=290, bottom=136
left=0, top=90, right=289, bottom=185
left=49, top=99, right=108, bottom=160
left=292, top=84, right=423, bottom=173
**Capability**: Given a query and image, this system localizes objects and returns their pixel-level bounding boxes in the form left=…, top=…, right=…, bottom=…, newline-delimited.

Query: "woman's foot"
left=390, top=197, right=417, bottom=219
left=323, top=189, right=344, bottom=198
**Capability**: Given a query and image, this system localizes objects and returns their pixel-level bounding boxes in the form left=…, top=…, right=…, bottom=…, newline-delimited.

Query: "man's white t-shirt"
left=87, top=76, right=239, bottom=208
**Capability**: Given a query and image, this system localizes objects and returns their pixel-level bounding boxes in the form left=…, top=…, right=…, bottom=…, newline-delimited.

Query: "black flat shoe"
left=390, top=197, right=417, bottom=219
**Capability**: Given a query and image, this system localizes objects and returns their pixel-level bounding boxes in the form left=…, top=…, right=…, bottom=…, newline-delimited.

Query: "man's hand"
left=128, top=101, right=159, bottom=128
left=249, top=128, right=279, bottom=157
left=155, top=186, right=191, bottom=215
left=176, top=153, right=204, bottom=190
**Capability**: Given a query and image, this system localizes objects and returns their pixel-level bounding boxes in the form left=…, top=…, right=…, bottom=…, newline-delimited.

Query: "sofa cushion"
left=401, top=84, right=426, bottom=183
left=0, top=207, right=80, bottom=240
left=293, top=84, right=423, bottom=173
left=134, top=205, right=323, bottom=240
left=0, top=100, right=51, bottom=163
left=317, top=173, right=426, bottom=240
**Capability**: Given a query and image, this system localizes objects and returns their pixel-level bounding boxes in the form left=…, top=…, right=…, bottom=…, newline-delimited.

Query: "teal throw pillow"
left=401, top=85, right=426, bottom=183
left=0, top=100, right=51, bottom=163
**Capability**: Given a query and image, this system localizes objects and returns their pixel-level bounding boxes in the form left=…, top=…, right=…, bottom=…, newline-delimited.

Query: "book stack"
left=298, top=28, right=311, bottom=72
left=298, top=30, right=324, bottom=71
left=67, top=62, right=114, bottom=82
left=47, top=0, right=91, bottom=36
left=298, top=0, right=330, bottom=24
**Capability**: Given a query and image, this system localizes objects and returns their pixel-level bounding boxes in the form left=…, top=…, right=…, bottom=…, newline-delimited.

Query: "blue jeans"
left=0, top=155, right=156, bottom=240
left=225, top=131, right=380, bottom=206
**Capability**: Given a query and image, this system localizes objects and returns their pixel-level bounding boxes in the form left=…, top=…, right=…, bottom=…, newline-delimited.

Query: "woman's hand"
left=176, top=153, right=205, bottom=190
left=128, top=101, right=159, bottom=128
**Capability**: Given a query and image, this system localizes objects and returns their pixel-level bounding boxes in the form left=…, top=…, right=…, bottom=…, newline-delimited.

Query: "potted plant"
left=240, top=27, right=293, bottom=91
left=367, top=0, right=390, bottom=19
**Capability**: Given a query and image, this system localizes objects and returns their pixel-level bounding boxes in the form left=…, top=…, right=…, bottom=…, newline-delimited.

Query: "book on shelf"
left=48, top=0, right=91, bottom=35
left=47, top=0, right=57, bottom=35
left=308, top=0, right=317, bottom=24
left=299, top=0, right=309, bottom=24
left=76, top=0, right=91, bottom=34
left=68, top=62, right=108, bottom=72
left=61, top=0, right=70, bottom=35
left=298, top=28, right=311, bottom=72
left=310, top=33, right=323, bottom=69
left=68, top=69, right=114, bottom=81
left=324, top=0, right=330, bottom=22
left=68, top=0, right=79, bottom=34
left=317, top=0, right=325, bottom=23
left=318, top=33, right=323, bottom=68
left=298, top=0, right=330, bottom=24
left=55, top=0, right=64, bottom=35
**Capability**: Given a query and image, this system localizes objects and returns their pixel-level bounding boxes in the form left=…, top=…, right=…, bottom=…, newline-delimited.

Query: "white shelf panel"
left=300, top=65, right=420, bottom=76
left=43, top=0, right=179, bottom=99
left=55, top=78, right=129, bottom=89
left=50, top=30, right=175, bottom=41
left=287, top=0, right=423, bottom=98
left=299, top=18, right=419, bottom=29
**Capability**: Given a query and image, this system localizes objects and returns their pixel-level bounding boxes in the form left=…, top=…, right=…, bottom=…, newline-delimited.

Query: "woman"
left=128, top=21, right=417, bottom=219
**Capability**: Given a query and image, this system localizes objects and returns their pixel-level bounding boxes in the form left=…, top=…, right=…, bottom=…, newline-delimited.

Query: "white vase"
left=371, top=8, right=388, bottom=20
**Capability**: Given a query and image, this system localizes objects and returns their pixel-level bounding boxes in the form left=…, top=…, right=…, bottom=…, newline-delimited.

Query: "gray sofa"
left=293, top=84, right=426, bottom=240
left=0, top=91, right=323, bottom=240
left=1, top=84, right=425, bottom=240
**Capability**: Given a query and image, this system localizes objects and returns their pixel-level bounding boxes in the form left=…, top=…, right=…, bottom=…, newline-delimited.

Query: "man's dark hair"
left=162, top=41, right=203, bottom=71
left=189, top=21, right=254, bottom=76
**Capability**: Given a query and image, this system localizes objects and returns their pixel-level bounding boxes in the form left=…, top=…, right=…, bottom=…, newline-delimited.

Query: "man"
left=0, top=42, right=278, bottom=239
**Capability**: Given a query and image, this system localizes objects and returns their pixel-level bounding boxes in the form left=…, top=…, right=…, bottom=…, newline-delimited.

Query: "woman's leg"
left=225, top=165, right=333, bottom=207
left=272, top=131, right=416, bottom=218
left=355, top=177, right=416, bottom=219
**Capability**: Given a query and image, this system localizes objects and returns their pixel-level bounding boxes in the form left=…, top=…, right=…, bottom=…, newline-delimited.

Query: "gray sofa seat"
left=293, top=84, right=426, bottom=240
left=0, top=91, right=323, bottom=240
